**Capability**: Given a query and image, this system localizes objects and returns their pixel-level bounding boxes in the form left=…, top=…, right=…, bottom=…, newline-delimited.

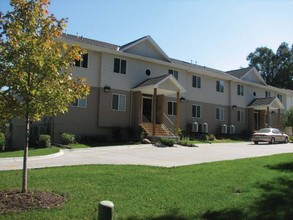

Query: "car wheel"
left=254, top=141, right=258, bottom=144
left=284, top=137, right=289, bottom=144
left=270, top=137, right=275, bottom=144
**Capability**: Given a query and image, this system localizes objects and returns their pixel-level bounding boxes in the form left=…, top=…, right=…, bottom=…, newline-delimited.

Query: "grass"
left=0, top=153, right=292, bottom=219
left=0, top=147, right=60, bottom=158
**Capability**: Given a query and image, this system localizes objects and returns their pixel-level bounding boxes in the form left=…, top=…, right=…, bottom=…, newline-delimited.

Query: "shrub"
left=177, top=137, right=195, bottom=147
left=0, top=132, right=5, bottom=150
left=206, top=133, right=216, bottom=141
left=160, top=137, right=175, bottom=147
left=60, top=132, right=76, bottom=145
left=39, top=134, right=51, bottom=148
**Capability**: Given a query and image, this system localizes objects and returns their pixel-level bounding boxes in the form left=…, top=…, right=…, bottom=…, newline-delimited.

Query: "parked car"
left=251, top=128, right=289, bottom=144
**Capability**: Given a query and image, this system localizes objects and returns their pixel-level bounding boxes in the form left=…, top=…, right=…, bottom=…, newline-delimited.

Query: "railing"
left=162, top=113, right=176, bottom=136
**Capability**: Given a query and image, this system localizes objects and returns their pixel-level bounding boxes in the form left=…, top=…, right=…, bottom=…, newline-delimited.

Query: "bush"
left=39, top=134, right=51, bottom=148
left=0, top=132, right=5, bottom=150
left=177, top=137, right=194, bottom=147
left=206, top=133, right=216, bottom=141
left=60, top=132, right=76, bottom=145
left=160, top=137, right=175, bottom=147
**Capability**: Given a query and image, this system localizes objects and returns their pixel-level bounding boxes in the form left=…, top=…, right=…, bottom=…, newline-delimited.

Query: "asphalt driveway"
left=0, top=142, right=293, bottom=171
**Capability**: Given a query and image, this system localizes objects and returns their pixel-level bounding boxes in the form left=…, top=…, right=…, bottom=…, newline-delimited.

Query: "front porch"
left=132, top=74, right=185, bottom=138
left=247, top=97, right=284, bottom=132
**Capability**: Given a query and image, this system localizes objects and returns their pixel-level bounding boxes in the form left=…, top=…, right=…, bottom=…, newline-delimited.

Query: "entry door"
left=142, top=97, right=152, bottom=123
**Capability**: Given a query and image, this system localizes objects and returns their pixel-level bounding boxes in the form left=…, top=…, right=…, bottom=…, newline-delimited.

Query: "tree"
left=0, top=0, right=90, bottom=193
left=247, top=42, right=293, bottom=89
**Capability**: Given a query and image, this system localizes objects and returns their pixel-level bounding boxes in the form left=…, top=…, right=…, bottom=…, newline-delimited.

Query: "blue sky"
left=1, top=0, right=293, bottom=71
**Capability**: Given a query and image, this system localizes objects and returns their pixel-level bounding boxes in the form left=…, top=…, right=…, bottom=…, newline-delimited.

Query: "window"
left=112, top=94, right=126, bottom=111
left=237, top=110, right=244, bottom=122
left=114, top=58, right=127, bottom=74
left=168, top=101, right=177, bottom=115
left=72, top=98, right=87, bottom=108
left=265, top=91, right=271, bottom=98
left=216, top=80, right=224, bottom=93
left=277, top=94, right=283, bottom=102
left=168, top=69, right=178, bottom=80
left=216, top=108, right=224, bottom=121
left=192, top=105, right=201, bottom=118
left=237, top=84, right=244, bottom=96
left=192, top=76, right=201, bottom=88
left=74, top=53, right=88, bottom=68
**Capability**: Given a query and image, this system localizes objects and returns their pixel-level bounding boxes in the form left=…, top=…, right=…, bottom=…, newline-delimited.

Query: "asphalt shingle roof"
left=134, top=75, right=169, bottom=88
left=61, top=34, right=119, bottom=50
left=248, top=97, right=276, bottom=107
left=226, top=67, right=253, bottom=79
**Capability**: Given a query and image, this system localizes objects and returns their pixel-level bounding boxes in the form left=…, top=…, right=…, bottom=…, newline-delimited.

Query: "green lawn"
left=0, top=147, right=60, bottom=158
left=0, top=153, right=292, bottom=219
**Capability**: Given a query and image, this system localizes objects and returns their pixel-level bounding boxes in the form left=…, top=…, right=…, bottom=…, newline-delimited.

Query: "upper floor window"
left=216, top=80, right=224, bottom=93
left=112, top=94, right=126, bottom=111
left=265, top=91, right=271, bottom=98
left=169, top=69, right=178, bottom=80
left=168, top=101, right=177, bottom=116
left=74, top=53, right=88, bottom=68
left=72, top=97, right=87, bottom=108
left=114, top=58, right=127, bottom=74
left=192, top=105, right=201, bottom=118
left=237, top=110, right=244, bottom=122
left=192, top=76, right=201, bottom=88
left=237, top=84, right=244, bottom=96
left=216, top=107, right=224, bottom=121
left=277, top=94, right=283, bottom=102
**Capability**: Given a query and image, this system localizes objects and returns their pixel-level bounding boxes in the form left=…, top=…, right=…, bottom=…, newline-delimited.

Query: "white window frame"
left=74, top=53, right=88, bottom=68
left=265, top=91, right=271, bottom=98
left=192, top=75, right=201, bottom=88
left=114, top=58, right=127, bottom=74
left=168, top=101, right=177, bottom=116
left=237, top=84, right=244, bottom=96
left=72, top=97, right=87, bottom=108
left=216, top=107, right=224, bottom=121
left=237, top=110, right=245, bottom=122
left=192, top=105, right=201, bottom=118
left=216, top=80, right=224, bottom=93
left=277, top=94, right=283, bottom=102
left=112, top=94, right=126, bottom=111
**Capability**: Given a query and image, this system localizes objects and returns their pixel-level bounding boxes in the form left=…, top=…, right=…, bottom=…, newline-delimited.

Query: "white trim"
left=191, top=104, right=201, bottom=119
left=112, top=93, right=126, bottom=112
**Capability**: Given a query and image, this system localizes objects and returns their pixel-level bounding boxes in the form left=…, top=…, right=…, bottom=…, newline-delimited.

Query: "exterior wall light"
left=104, top=86, right=111, bottom=93
left=232, top=105, right=238, bottom=110
left=180, top=97, right=186, bottom=103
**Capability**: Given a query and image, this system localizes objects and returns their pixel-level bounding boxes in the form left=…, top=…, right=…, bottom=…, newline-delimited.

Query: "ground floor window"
left=192, top=105, right=201, bottom=118
left=237, top=110, right=245, bottom=122
left=112, top=94, right=126, bottom=111
left=216, top=108, right=224, bottom=121
left=168, top=101, right=177, bottom=116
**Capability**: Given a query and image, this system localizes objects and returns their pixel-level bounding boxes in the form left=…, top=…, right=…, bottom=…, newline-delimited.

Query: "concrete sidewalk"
left=0, top=142, right=293, bottom=171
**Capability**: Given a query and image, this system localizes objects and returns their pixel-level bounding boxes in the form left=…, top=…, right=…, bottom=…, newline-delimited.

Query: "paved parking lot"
left=0, top=142, right=293, bottom=171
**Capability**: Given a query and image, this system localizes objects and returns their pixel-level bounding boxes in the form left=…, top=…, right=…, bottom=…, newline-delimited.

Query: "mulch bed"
left=0, top=189, right=65, bottom=214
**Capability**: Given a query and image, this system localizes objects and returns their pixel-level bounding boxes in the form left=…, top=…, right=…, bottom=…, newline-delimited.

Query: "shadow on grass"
left=126, top=209, right=195, bottom=220
left=200, top=161, right=293, bottom=220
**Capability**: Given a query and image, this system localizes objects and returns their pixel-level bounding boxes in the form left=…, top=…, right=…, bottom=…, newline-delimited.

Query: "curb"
left=0, top=149, right=64, bottom=161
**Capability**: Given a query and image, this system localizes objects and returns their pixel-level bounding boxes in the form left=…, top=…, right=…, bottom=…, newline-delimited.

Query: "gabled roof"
left=133, top=74, right=186, bottom=95
left=226, top=67, right=267, bottom=86
left=119, top=35, right=171, bottom=62
left=247, top=97, right=284, bottom=110
left=226, top=67, right=254, bottom=79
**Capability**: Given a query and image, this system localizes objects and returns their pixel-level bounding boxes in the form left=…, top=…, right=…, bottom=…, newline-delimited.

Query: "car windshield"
left=257, top=128, right=272, bottom=133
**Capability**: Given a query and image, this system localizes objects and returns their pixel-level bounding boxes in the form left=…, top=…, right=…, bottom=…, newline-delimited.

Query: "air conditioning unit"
left=219, top=124, right=227, bottom=134
left=228, top=125, right=235, bottom=134
left=201, top=123, right=208, bottom=133
left=191, top=122, right=199, bottom=132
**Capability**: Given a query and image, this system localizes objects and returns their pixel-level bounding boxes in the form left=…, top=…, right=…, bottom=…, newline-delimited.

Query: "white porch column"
left=152, top=88, right=157, bottom=136
left=176, top=92, right=180, bottom=136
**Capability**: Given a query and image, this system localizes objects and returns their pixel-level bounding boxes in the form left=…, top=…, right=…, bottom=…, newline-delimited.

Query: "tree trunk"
left=22, top=112, right=29, bottom=193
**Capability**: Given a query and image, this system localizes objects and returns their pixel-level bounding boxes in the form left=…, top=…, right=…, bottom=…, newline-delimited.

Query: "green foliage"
left=247, top=42, right=293, bottom=89
left=282, top=108, right=293, bottom=127
left=177, top=137, right=194, bottom=147
left=60, top=132, right=75, bottom=145
left=160, top=137, right=175, bottom=147
left=0, top=147, right=59, bottom=158
left=0, top=132, right=5, bottom=149
left=38, top=134, right=51, bottom=148
left=206, top=133, right=216, bottom=141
